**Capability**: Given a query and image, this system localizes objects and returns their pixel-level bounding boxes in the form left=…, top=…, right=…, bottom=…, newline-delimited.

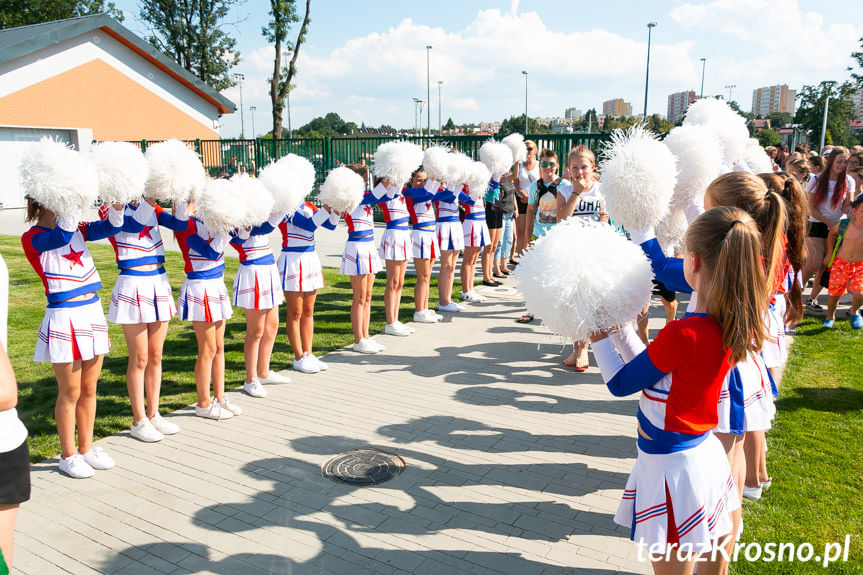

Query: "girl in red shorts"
left=823, top=196, right=863, bottom=328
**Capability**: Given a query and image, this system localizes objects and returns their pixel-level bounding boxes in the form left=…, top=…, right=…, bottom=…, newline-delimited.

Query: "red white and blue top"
left=173, top=217, right=230, bottom=280
left=377, top=183, right=410, bottom=231
left=597, top=314, right=733, bottom=454
left=22, top=209, right=123, bottom=307
left=279, top=202, right=339, bottom=253
left=343, top=185, right=389, bottom=242
left=100, top=201, right=188, bottom=269
left=229, top=213, right=285, bottom=266
left=460, top=189, right=487, bottom=222
left=435, top=185, right=472, bottom=223
left=403, top=183, right=438, bottom=232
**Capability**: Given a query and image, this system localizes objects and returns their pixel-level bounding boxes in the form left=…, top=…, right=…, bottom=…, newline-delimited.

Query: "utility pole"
left=699, top=58, right=706, bottom=98
left=820, top=81, right=836, bottom=152
left=522, top=70, right=528, bottom=134
left=725, top=84, right=737, bottom=102
left=643, top=22, right=657, bottom=120
left=426, top=45, right=432, bottom=137
left=438, top=80, right=443, bottom=134
left=233, top=73, right=245, bottom=139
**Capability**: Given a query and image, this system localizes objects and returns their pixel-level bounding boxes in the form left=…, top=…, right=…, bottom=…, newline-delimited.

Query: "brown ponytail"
left=686, top=207, right=770, bottom=363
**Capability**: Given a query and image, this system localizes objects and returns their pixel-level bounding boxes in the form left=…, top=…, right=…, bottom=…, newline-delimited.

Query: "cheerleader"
left=174, top=205, right=240, bottom=420
left=278, top=201, right=339, bottom=373
left=103, top=198, right=188, bottom=442
left=340, top=163, right=388, bottom=354
left=21, top=201, right=123, bottom=478
left=460, top=186, right=491, bottom=303
left=378, top=179, right=416, bottom=336
left=404, top=168, right=442, bottom=323
left=590, top=207, right=768, bottom=573
left=436, top=182, right=469, bottom=311
left=230, top=212, right=292, bottom=397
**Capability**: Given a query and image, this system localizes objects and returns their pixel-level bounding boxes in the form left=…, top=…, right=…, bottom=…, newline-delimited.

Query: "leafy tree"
left=767, top=112, right=793, bottom=127
left=795, top=81, right=856, bottom=147
left=756, top=128, right=781, bottom=147
left=139, top=0, right=240, bottom=91
left=443, top=117, right=456, bottom=131
left=294, top=112, right=358, bottom=138
left=0, top=0, right=122, bottom=28
left=499, top=114, right=540, bottom=136
left=263, top=0, right=311, bottom=138
left=850, top=37, right=863, bottom=88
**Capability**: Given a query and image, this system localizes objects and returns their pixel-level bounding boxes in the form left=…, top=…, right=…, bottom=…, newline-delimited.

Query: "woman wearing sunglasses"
left=515, top=140, right=539, bottom=260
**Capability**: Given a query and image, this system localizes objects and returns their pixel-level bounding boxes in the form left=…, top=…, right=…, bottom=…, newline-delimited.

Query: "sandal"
left=517, top=313, right=534, bottom=323
left=563, top=351, right=580, bottom=367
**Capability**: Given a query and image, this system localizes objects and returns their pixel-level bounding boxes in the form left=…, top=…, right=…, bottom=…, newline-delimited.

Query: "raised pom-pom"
left=19, top=138, right=99, bottom=218
left=259, top=154, right=316, bottom=215
left=599, top=126, right=677, bottom=230
left=742, top=139, right=773, bottom=175
left=683, top=98, right=749, bottom=166
left=196, top=178, right=243, bottom=234
left=423, top=146, right=450, bottom=182
left=662, top=124, right=723, bottom=209
left=502, top=133, right=527, bottom=164
left=373, top=141, right=424, bottom=187
left=442, top=153, right=472, bottom=188
left=144, top=139, right=206, bottom=203
left=231, top=173, right=274, bottom=228
left=318, top=166, right=366, bottom=214
left=479, top=141, right=514, bottom=179
left=89, top=141, right=148, bottom=205
left=515, top=220, right=654, bottom=341
left=466, top=161, right=492, bottom=200
left=655, top=206, right=688, bottom=253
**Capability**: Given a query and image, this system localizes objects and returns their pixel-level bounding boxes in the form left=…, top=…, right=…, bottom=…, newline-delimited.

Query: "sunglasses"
left=526, top=147, right=535, bottom=151
left=540, top=161, right=556, bottom=168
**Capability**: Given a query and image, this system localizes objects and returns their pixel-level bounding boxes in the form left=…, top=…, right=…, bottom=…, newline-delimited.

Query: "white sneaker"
left=195, top=399, right=233, bottom=420
left=438, top=302, right=463, bottom=312
left=292, top=354, right=320, bottom=374
left=395, top=320, right=415, bottom=333
left=309, top=354, right=328, bottom=371
left=150, top=413, right=180, bottom=435
left=433, top=311, right=444, bottom=321
left=461, top=291, right=486, bottom=303
left=219, top=397, right=243, bottom=416
left=243, top=379, right=268, bottom=398
left=81, top=447, right=115, bottom=470
left=369, top=338, right=386, bottom=351
left=742, top=485, right=763, bottom=500
left=258, top=371, right=292, bottom=384
left=414, top=310, right=437, bottom=323
left=384, top=322, right=413, bottom=336
left=353, top=339, right=380, bottom=354
left=58, top=453, right=95, bottom=478
left=130, top=418, right=164, bottom=443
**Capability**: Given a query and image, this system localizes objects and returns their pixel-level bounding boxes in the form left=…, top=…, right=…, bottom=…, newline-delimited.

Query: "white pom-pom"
left=599, top=126, right=677, bottom=230
left=318, top=166, right=366, bottom=213
left=502, top=133, right=527, bottom=164
left=742, top=139, right=773, bottom=174
left=423, top=146, right=451, bottom=181
left=683, top=98, right=749, bottom=166
left=89, top=141, right=148, bottom=205
left=662, top=124, right=723, bottom=209
left=515, top=220, right=654, bottom=340
left=259, top=154, right=316, bottom=215
left=231, top=173, right=274, bottom=228
left=144, top=139, right=206, bottom=203
left=19, top=138, right=99, bottom=218
left=466, top=161, right=491, bottom=200
left=479, top=141, right=514, bottom=179
left=196, top=178, right=244, bottom=233
left=655, top=206, right=688, bottom=253
left=373, top=141, right=423, bottom=187
left=442, top=153, right=472, bottom=188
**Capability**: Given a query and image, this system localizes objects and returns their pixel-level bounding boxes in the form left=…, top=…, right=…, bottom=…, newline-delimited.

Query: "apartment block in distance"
left=751, top=84, right=796, bottom=117
left=602, top=98, right=632, bottom=118
left=667, top=90, right=697, bottom=124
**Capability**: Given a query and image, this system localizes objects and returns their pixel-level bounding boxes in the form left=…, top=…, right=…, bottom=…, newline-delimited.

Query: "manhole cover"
left=321, top=448, right=406, bottom=485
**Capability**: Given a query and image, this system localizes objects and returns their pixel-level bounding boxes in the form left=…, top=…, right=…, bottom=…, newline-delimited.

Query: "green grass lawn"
left=731, top=316, right=862, bottom=574
left=0, top=236, right=437, bottom=462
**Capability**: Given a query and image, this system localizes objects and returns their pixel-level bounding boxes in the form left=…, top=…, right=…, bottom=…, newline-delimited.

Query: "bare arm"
left=823, top=224, right=839, bottom=267
left=557, top=193, right=577, bottom=223
left=0, top=343, right=17, bottom=411
left=526, top=204, right=537, bottom=240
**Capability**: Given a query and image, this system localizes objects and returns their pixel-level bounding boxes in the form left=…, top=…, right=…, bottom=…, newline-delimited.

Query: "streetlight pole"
left=522, top=70, right=528, bottom=134
left=249, top=106, right=256, bottom=139
left=699, top=57, right=706, bottom=98
left=820, top=81, right=836, bottom=152
left=426, top=45, right=432, bottom=137
left=438, top=80, right=443, bottom=134
left=725, top=84, right=736, bottom=102
left=233, top=73, right=245, bottom=139
left=643, top=22, right=657, bottom=120
left=413, top=98, right=421, bottom=136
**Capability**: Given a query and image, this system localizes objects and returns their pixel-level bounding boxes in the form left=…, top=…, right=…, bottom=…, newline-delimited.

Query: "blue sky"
left=113, top=0, right=862, bottom=138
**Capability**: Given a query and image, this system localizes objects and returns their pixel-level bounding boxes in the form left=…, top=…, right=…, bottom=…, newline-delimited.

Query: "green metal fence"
left=130, top=133, right=611, bottom=188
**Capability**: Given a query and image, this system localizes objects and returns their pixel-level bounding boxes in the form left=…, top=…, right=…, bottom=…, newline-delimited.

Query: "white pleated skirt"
left=340, top=241, right=383, bottom=276
left=379, top=229, right=411, bottom=261
left=232, top=264, right=284, bottom=310
left=411, top=229, right=439, bottom=260
left=615, top=433, right=739, bottom=554
left=108, top=272, right=176, bottom=324
left=715, top=353, right=775, bottom=434
left=436, top=221, right=464, bottom=252
left=762, top=297, right=788, bottom=368
left=177, top=277, right=233, bottom=322
left=35, top=299, right=110, bottom=363
left=278, top=251, right=324, bottom=293
left=463, top=219, right=490, bottom=248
